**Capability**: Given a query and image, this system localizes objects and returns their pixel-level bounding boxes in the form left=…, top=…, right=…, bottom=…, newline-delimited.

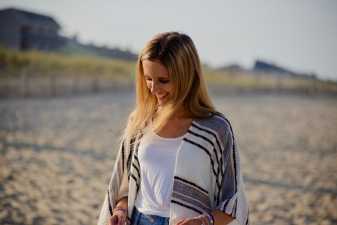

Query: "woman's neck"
left=156, top=106, right=191, bottom=120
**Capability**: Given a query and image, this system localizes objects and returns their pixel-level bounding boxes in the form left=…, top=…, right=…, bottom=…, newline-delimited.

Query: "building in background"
left=0, top=7, right=65, bottom=51
left=0, top=7, right=137, bottom=60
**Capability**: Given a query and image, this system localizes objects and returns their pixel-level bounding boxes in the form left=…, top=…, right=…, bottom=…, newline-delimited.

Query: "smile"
left=157, top=94, right=168, bottom=100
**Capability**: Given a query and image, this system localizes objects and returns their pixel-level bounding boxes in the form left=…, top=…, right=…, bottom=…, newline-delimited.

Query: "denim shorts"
left=130, top=207, right=169, bottom=225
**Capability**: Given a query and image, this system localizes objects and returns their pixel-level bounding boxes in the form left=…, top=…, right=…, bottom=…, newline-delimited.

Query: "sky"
left=1, top=0, right=337, bottom=80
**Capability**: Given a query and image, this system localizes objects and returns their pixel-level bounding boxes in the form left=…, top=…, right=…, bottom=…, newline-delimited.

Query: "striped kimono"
left=97, top=113, right=249, bottom=225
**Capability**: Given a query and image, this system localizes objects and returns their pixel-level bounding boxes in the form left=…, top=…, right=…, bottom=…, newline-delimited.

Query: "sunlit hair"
left=123, top=31, right=215, bottom=143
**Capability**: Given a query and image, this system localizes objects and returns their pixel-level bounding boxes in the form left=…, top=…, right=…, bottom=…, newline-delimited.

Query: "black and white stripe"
left=187, top=121, right=226, bottom=205
left=213, top=114, right=238, bottom=202
left=172, top=176, right=211, bottom=214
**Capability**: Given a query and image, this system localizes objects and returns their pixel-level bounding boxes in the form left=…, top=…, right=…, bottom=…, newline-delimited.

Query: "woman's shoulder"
left=193, top=111, right=234, bottom=139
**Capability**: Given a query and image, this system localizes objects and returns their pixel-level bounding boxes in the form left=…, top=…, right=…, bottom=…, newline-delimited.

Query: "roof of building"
left=0, top=7, right=60, bottom=28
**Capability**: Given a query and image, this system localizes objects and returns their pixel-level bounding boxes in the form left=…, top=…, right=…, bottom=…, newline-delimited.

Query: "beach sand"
left=0, top=92, right=336, bottom=225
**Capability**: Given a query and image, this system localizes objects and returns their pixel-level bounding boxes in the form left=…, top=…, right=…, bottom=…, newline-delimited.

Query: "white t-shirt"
left=134, top=127, right=184, bottom=217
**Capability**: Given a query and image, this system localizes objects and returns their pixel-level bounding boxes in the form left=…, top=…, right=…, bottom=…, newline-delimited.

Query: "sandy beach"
left=0, top=91, right=336, bottom=225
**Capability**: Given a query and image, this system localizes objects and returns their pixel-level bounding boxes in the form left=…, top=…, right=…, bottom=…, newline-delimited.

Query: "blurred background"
left=0, top=1, right=336, bottom=225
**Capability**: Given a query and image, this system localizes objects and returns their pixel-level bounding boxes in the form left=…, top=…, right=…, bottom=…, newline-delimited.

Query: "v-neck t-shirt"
left=134, top=127, right=185, bottom=217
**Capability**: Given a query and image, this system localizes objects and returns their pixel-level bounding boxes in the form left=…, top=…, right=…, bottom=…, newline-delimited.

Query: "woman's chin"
left=157, top=97, right=167, bottom=106
left=158, top=101, right=165, bottom=106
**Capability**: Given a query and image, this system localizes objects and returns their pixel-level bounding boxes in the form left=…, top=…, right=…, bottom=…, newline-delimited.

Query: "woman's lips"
left=157, top=94, right=168, bottom=101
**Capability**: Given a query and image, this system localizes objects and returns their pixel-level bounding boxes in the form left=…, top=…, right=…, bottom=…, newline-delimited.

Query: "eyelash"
left=159, top=80, right=169, bottom=84
left=145, top=78, right=170, bottom=84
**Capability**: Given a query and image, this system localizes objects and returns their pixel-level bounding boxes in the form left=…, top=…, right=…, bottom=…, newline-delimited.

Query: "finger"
left=197, top=217, right=204, bottom=225
left=110, top=215, right=118, bottom=225
left=117, top=216, right=125, bottom=225
left=176, top=218, right=187, bottom=225
left=182, top=217, right=200, bottom=225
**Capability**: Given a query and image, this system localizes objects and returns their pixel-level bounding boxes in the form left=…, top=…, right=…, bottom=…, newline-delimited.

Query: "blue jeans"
left=130, top=207, right=169, bottom=225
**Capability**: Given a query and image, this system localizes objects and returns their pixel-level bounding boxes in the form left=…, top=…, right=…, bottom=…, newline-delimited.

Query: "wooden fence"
left=0, top=73, right=334, bottom=98
left=0, top=73, right=133, bottom=98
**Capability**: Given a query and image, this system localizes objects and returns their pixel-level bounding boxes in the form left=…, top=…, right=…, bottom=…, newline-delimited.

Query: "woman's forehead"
left=142, top=60, right=169, bottom=77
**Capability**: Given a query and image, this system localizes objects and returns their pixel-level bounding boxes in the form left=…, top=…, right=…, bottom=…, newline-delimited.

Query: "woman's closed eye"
left=145, top=77, right=170, bottom=84
left=159, top=79, right=170, bottom=84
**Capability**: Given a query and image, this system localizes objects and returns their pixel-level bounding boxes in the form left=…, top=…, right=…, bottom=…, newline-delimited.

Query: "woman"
left=97, top=32, right=249, bottom=225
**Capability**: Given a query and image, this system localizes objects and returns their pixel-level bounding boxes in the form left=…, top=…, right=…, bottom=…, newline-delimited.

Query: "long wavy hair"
left=123, top=32, right=215, bottom=144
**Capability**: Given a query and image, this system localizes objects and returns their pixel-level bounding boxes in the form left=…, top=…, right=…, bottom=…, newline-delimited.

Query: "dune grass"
left=0, top=47, right=136, bottom=81
left=204, top=68, right=337, bottom=93
left=1, top=47, right=336, bottom=93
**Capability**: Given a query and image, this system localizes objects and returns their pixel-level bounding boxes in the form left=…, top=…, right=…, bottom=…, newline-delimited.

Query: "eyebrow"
left=144, top=74, right=169, bottom=79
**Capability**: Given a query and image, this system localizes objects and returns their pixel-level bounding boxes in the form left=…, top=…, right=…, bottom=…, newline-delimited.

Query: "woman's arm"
left=176, top=210, right=233, bottom=225
left=97, top=140, right=130, bottom=225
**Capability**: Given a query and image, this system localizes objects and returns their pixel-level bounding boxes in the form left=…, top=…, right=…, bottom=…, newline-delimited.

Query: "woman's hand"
left=176, top=215, right=208, bottom=225
left=109, top=197, right=129, bottom=225
left=108, top=208, right=129, bottom=225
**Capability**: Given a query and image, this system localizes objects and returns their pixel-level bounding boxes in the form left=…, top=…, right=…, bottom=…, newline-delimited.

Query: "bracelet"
left=204, top=213, right=215, bottom=225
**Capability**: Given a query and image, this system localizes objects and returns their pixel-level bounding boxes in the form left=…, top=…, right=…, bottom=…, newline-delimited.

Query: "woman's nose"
left=150, top=82, right=160, bottom=94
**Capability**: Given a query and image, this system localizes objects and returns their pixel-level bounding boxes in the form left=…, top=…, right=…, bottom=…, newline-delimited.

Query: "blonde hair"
left=123, top=32, right=215, bottom=143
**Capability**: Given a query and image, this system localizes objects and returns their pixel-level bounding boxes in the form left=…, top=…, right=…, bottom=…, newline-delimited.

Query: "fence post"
left=0, top=75, right=9, bottom=98
left=50, top=75, right=57, bottom=97
left=70, top=76, right=76, bottom=94
left=21, top=68, right=29, bottom=98
left=92, top=77, right=99, bottom=93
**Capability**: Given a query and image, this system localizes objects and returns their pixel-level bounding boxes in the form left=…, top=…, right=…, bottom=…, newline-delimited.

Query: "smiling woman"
left=143, top=60, right=172, bottom=107
left=97, top=32, right=249, bottom=225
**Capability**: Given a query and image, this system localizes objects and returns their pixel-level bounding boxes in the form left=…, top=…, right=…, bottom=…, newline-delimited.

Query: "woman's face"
left=142, top=60, right=173, bottom=106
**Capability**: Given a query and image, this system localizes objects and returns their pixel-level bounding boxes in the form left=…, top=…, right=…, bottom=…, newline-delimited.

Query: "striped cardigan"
left=97, top=113, right=249, bottom=225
